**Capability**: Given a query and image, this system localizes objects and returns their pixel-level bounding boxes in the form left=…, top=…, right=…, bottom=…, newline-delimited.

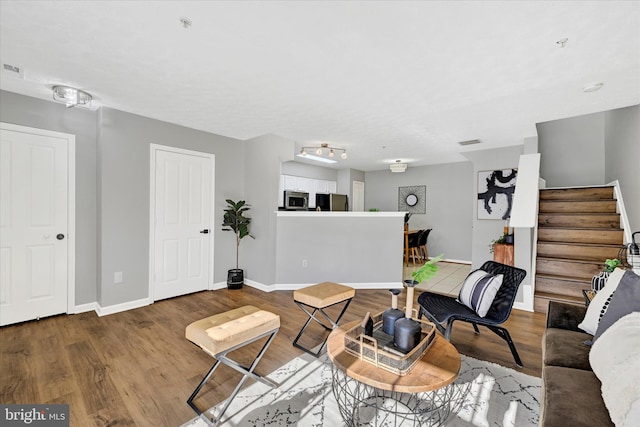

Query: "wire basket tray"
left=344, top=311, right=436, bottom=376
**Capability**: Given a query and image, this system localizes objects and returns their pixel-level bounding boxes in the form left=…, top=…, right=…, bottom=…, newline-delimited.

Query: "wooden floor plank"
left=0, top=287, right=545, bottom=426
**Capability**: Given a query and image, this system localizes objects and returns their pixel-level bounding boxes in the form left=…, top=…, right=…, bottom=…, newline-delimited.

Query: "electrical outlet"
left=302, top=259, right=308, bottom=268
left=114, top=272, right=123, bottom=284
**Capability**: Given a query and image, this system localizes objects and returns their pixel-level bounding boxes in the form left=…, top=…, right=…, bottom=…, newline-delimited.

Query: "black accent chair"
left=417, top=261, right=527, bottom=366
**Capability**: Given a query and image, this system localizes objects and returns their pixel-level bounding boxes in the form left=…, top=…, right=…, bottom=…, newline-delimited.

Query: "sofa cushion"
left=590, top=311, right=640, bottom=427
left=593, top=269, right=640, bottom=343
left=578, top=267, right=625, bottom=335
left=543, top=328, right=592, bottom=371
left=541, top=366, right=614, bottom=427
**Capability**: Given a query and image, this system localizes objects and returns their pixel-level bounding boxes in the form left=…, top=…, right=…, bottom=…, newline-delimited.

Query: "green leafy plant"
left=411, top=254, right=444, bottom=283
left=604, top=258, right=621, bottom=273
left=489, top=234, right=508, bottom=253
left=222, top=199, right=254, bottom=269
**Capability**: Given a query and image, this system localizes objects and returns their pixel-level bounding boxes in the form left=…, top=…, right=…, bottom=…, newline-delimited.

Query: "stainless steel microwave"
left=284, top=190, right=309, bottom=210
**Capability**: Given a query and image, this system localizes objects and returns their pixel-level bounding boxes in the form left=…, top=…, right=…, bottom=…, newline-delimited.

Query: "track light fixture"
left=299, top=143, right=347, bottom=160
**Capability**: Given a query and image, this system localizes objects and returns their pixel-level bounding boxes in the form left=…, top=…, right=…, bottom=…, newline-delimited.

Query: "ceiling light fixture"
left=299, top=143, right=347, bottom=161
left=583, top=82, right=604, bottom=93
left=52, top=85, right=92, bottom=108
left=390, top=160, right=407, bottom=173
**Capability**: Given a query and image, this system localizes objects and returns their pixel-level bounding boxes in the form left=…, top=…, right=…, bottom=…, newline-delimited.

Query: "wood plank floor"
left=0, top=287, right=546, bottom=426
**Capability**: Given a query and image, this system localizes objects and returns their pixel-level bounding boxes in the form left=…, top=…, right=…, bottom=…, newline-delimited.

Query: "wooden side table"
left=493, top=243, right=514, bottom=266
left=327, top=320, right=468, bottom=426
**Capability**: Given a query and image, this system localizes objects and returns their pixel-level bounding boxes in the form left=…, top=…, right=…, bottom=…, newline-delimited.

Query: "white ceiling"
left=1, top=1, right=638, bottom=171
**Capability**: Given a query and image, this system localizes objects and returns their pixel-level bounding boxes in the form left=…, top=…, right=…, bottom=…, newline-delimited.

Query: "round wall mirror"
left=406, top=194, right=418, bottom=206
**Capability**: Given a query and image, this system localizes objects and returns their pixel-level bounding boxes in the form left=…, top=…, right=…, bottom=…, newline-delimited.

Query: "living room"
left=1, top=1, right=639, bottom=426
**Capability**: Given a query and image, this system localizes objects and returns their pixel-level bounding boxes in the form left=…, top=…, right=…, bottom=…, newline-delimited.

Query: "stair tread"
left=535, top=273, right=591, bottom=283
left=539, top=198, right=616, bottom=202
left=537, top=241, right=625, bottom=248
left=537, top=228, right=623, bottom=233
left=537, top=256, right=602, bottom=264
left=534, top=292, right=584, bottom=304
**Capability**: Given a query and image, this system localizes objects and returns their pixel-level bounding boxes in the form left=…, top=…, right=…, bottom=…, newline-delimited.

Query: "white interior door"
left=151, top=145, right=214, bottom=301
left=0, top=126, right=72, bottom=326
left=352, top=180, right=365, bottom=211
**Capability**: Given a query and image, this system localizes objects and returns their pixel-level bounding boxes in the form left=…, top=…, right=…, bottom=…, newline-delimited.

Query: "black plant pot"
left=227, top=269, right=244, bottom=290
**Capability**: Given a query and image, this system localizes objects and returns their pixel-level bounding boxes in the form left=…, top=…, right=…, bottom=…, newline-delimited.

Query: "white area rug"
left=181, top=353, right=540, bottom=427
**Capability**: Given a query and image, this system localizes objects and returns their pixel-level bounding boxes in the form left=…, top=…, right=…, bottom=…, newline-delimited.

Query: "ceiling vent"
left=2, top=63, right=24, bottom=79
left=458, top=139, right=481, bottom=146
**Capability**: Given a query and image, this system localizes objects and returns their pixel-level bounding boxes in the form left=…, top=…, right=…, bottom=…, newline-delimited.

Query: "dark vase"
left=383, top=308, right=405, bottom=335
left=394, top=317, right=421, bottom=353
left=382, top=289, right=405, bottom=335
left=394, top=280, right=421, bottom=352
left=227, top=269, right=244, bottom=289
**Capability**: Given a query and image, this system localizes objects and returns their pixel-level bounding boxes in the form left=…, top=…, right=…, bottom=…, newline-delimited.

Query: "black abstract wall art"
left=477, top=169, right=518, bottom=220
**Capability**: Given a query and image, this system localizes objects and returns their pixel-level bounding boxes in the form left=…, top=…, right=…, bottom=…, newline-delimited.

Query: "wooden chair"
left=407, top=230, right=424, bottom=265
left=417, top=261, right=527, bottom=366
left=418, top=228, right=432, bottom=261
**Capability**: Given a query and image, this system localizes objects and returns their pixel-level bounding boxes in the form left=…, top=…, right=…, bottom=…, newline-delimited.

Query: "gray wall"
left=243, top=134, right=294, bottom=286
left=97, top=107, right=244, bottom=307
left=462, top=146, right=524, bottom=268
left=538, top=105, right=639, bottom=232
left=0, top=90, right=98, bottom=305
left=537, top=112, right=606, bottom=187
left=364, top=161, right=474, bottom=262
left=605, top=105, right=640, bottom=232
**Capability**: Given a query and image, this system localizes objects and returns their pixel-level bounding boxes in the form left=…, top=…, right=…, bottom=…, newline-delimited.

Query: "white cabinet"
left=280, top=174, right=338, bottom=208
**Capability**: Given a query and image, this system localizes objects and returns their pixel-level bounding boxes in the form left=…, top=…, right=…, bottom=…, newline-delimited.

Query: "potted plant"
left=395, top=254, right=444, bottom=352
left=222, top=199, right=254, bottom=289
left=592, top=258, right=622, bottom=292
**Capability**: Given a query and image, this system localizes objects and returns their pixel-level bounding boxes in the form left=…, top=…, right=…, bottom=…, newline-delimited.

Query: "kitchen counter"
left=274, top=211, right=405, bottom=288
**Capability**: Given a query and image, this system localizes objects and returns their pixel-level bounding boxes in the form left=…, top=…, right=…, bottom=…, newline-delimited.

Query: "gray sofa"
left=540, top=301, right=613, bottom=427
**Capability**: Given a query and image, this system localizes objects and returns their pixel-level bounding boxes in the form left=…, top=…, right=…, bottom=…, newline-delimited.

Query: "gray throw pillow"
left=593, top=270, right=640, bottom=343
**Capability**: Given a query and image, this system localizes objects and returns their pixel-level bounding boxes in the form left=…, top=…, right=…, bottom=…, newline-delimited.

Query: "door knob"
left=56, top=234, right=65, bottom=240
left=199, top=229, right=209, bottom=234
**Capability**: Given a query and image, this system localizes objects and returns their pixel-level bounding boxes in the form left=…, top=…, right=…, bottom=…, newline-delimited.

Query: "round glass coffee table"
left=327, top=320, right=467, bottom=426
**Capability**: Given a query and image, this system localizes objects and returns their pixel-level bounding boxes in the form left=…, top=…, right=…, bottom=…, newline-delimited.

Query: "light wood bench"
left=293, top=282, right=355, bottom=357
left=186, top=306, right=280, bottom=426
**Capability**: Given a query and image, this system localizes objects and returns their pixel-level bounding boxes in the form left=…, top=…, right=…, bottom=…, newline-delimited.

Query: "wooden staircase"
left=534, top=186, right=624, bottom=313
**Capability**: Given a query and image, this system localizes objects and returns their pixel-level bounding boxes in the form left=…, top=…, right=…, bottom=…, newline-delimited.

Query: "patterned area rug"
left=181, top=353, right=540, bottom=427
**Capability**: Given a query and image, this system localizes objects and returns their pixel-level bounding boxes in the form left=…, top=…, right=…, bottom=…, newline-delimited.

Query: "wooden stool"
left=186, top=306, right=280, bottom=427
left=293, top=282, right=355, bottom=357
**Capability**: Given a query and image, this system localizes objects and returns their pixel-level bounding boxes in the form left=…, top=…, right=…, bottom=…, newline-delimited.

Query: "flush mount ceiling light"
left=390, top=160, right=407, bottom=173
left=299, top=143, right=347, bottom=161
left=583, top=82, right=604, bottom=93
left=52, top=85, right=92, bottom=108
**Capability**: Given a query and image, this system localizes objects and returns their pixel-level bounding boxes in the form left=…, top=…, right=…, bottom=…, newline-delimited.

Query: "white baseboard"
left=95, top=297, right=153, bottom=317
left=244, top=280, right=403, bottom=292
left=72, top=302, right=98, bottom=314
left=514, top=284, right=534, bottom=312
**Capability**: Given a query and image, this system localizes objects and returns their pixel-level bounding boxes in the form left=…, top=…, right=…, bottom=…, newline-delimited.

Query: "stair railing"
left=610, top=180, right=633, bottom=245
left=510, top=153, right=542, bottom=312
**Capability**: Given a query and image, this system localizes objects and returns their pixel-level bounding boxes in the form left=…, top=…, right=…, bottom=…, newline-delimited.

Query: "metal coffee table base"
left=331, top=365, right=469, bottom=427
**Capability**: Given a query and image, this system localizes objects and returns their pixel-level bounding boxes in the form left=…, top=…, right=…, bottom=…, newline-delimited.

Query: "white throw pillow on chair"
left=457, top=269, right=504, bottom=317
